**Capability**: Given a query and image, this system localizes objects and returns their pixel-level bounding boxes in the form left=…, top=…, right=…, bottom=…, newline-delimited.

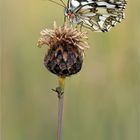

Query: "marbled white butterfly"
left=48, top=0, right=127, bottom=32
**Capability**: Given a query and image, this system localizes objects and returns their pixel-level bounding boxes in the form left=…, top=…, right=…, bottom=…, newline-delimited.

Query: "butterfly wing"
left=68, top=0, right=127, bottom=32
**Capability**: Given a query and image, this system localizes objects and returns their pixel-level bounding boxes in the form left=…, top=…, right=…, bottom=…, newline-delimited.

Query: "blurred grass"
left=1, top=0, right=139, bottom=140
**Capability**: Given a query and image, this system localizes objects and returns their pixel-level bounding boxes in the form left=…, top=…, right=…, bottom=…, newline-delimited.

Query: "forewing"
left=70, top=0, right=127, bottom=32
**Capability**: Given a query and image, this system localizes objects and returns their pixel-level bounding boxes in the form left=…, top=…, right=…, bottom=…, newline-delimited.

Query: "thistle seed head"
left=37, top=22, right=89, bottom=77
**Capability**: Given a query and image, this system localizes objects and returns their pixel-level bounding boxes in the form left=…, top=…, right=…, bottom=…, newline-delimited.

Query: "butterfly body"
left=64, top=0, right=127, bottom=32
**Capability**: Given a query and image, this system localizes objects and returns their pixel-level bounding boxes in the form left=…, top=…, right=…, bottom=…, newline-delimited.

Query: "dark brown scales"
left=44, top=43, right=83, bottom=77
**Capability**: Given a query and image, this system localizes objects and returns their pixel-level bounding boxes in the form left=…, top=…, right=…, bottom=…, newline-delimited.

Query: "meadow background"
left=1, top=0, right=139, bottom=140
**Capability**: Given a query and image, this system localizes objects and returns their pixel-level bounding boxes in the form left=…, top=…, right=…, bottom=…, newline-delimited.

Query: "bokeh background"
left=1, top=0, right=139, bottom=140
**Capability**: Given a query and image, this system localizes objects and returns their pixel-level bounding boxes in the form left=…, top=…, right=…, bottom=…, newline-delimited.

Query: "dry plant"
left=37, top=22, right=89, bottom=140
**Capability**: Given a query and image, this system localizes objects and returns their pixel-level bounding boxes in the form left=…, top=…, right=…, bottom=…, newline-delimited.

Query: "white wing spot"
left=71, top=0, right=80, bottom=7
left=96, top=2, right=116, bottom=8
left=99, top=19, right=105, bottom=26
left=81, top=2, right=87, bottom=5
left=81, top=5, right=93, bottom=10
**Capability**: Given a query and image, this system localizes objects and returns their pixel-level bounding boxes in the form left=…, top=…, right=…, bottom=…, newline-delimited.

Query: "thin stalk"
left=57, top=95, right=64, bottom=140
left=57, top=77, right=65, bottom=140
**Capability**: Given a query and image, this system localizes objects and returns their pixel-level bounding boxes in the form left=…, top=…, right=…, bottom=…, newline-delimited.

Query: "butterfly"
left=48, top=0, right=127, bottom=32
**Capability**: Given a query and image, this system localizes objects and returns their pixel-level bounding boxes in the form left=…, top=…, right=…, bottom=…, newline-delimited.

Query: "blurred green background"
left=1, top=0, right=139, bottom=140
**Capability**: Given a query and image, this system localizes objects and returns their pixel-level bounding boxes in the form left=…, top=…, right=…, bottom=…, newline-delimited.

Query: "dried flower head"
left=37, top=22, right=89, bottom=77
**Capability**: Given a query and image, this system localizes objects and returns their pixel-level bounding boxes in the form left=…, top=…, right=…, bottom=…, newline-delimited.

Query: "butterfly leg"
left=64, top=16, right=66, bottom=25
left=75, top=22, right=83, bottom=31
left=80, top=22, right=83, bottom=31
left=75, top=24, right=78, bottom=28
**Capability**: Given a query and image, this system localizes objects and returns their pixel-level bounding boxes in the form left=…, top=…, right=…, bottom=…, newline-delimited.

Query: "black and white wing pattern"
left=65, top=0, right=127, bottom=32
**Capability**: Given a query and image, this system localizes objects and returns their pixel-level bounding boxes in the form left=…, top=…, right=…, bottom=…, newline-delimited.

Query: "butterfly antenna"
left=59, top=0, right=66, bottom=7
left=47, top=0, right=65, bottom=7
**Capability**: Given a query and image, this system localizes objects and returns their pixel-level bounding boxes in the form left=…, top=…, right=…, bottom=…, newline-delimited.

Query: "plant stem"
left=57, top=77, right=65, bottom=140
left=57, top=95, right=64, bottom=140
